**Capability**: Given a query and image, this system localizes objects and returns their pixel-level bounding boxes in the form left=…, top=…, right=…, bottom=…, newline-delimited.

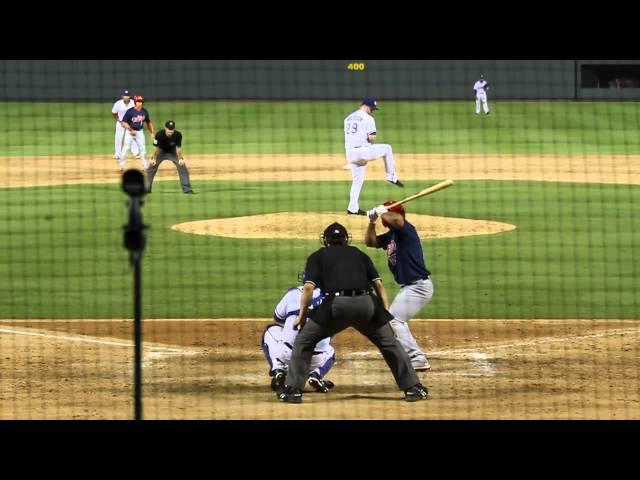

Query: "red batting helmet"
left=381, top=200, right=406, bottom=227
left=133, top=94, right=144, bottom=102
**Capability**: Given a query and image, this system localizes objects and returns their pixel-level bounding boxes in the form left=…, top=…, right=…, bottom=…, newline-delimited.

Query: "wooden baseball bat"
left=387, top=180, right=454, bottom=209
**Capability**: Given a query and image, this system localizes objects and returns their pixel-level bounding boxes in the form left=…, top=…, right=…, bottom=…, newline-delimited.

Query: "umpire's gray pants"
left=286, top=295, right=419, bottom=391
left=146, top=151, right=193, bottom=193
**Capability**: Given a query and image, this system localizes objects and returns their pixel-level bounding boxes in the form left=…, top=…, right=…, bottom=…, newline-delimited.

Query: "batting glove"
left=374, top=205, right=389, bottom=216
left=367, top=208, right=379, bottom=223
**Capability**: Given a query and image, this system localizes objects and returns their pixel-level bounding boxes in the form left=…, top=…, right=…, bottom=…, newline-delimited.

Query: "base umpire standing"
left=278, top=222, right=428, bottom=403
left=146, top=120, right=194, bottom=194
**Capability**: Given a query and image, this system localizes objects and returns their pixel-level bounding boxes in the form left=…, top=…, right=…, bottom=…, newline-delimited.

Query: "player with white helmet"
left=261, top=272, right=336, bottom=394
left=344, top=97, right=404, bottom=216
left=111, top=90, right=140, bottom=163
left=473, top=75, right=491, bottom=115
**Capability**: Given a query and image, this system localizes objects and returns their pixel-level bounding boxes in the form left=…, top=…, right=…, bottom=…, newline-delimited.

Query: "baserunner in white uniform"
left=473, top=75, right=490, bottom=115
left=111, top=90, right=140, bottom=161
left=344, top=97, right=404, bottom=216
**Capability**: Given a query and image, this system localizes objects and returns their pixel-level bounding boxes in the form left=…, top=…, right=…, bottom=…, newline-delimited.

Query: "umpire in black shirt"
left=146, top=120, right=194, bottom=194
left=278, top=222, right=428, bottom=403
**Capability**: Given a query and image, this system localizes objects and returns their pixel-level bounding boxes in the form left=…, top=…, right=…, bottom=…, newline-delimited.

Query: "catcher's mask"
left=381, top=200, right=406, bottom=228
left=320, top=222, right=351, bottom=246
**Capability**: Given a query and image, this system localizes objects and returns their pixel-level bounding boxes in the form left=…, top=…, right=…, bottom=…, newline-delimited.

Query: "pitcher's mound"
left=172, top=212, right=516, bottom=240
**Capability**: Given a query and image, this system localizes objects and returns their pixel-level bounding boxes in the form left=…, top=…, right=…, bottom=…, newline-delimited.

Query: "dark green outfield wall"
left=1, top=60, right=639, bottom=101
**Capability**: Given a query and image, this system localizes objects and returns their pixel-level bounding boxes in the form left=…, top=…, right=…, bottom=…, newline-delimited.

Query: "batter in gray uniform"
left=278, top=222, right=428, bottom=403
left=366, top=200, right=433, bottom=371
left=146, top=120, right=194, bottom=194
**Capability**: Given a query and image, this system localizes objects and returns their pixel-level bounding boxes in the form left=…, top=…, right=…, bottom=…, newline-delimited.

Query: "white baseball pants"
left=120, top=130, right=148, bottom=169
left=262, top=322, right=335, bottom=379
left=476, top=92, right=490, bottom=114
left=389, top=277, right=434, bottom=362
left=115, top=122, right=139, bottom=158
left=346, top=144, right=398, bottom=213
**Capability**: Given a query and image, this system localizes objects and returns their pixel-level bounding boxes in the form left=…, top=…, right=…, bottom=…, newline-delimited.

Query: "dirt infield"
left=1, top=152, right=639, bottom=419
left=2, top=152, right=640, bottom=188
left=1, top=318, right=638, bottom=419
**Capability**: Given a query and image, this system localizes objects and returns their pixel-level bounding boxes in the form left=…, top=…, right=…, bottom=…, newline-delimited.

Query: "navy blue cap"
left=122, top=90, right=131, bottom=96
left=361, top=97, right=379, bottom=110
left=165, top=120, right=175, bottom=130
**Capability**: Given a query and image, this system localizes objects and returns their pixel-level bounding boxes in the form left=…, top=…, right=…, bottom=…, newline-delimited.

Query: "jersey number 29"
left=345, top=123, right=358, bottom=134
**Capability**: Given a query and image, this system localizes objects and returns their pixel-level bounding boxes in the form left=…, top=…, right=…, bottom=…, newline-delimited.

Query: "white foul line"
left=428, top=326, right=640, bottom=357
left=0, top=326, right=200, bottom=362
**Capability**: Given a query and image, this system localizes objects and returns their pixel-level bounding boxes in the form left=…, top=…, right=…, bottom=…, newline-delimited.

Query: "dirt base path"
left=2, top=153, right=640, bottom=189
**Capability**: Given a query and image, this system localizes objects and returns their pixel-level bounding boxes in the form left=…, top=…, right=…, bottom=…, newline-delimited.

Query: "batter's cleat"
left=347, top=209, right=367, bottom=216
left=271, top=369, right=286, bottom=392
left=404, top=383, right=429, bottom=402
left=308, top=372, right=335, bottom=393
left=278, top=386, right=303, bottom=403
left=386, top=179, right=404, bottom=188
left=411, top=357, right=431, bottom=372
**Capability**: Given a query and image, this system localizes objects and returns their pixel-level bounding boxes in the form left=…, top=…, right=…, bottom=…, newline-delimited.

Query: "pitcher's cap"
left=361, top=97, right=379, bottom=110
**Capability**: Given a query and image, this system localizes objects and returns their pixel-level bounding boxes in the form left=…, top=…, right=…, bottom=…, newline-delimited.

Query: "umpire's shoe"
left=404, top=383, right=429, bottom=402
left=278, top=386, right=303, bottom=404
left=270, top=369, right=286, bottom=392
left=308, top=372, right=335, bottom=393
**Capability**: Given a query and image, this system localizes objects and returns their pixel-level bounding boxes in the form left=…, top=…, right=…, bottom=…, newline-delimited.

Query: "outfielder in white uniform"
left=111, top=90, right=140, bottom=161
left=344, top=97, right=404, bottom=216
left=261, top=279, right=336, bottom=393
left=473, top=75, right=490, bottom=115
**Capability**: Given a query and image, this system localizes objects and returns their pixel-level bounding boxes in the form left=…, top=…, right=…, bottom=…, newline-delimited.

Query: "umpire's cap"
left=361, top=97, right=379, bottom=110
left=322, top=222, right=349, bottom=246
left=165, top=120, right=176, bottom=130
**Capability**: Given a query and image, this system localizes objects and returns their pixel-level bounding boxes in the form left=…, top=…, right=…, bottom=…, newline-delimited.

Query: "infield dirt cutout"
left=2, top=152, right=640, bottom=419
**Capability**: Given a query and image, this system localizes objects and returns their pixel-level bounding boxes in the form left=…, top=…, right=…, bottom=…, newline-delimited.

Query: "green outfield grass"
left=2, top=101, right=640, bottom=156
left=0, top=179, right=637, bottom=319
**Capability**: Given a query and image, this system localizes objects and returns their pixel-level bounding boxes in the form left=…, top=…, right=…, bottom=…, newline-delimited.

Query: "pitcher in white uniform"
left=344, top=97, right=404, bottom=216
left=473, top=75, right=490, bottom=115
left=111, top=90, right=140, bottom=161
